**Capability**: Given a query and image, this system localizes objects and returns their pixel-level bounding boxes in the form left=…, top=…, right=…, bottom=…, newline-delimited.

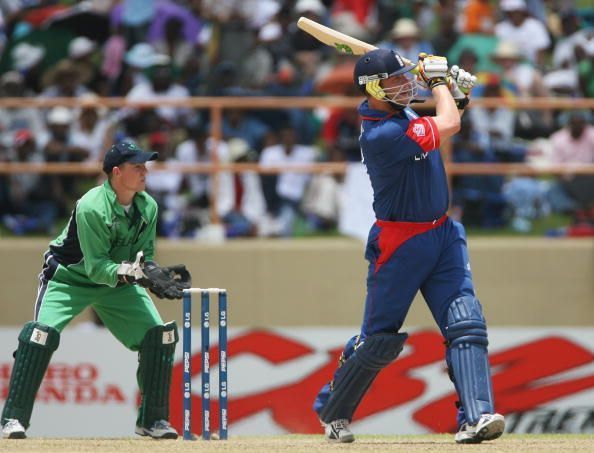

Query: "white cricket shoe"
left=135, top=420, right=178, bottom=439
left=2, top=419, right=26, bottom=439
left=455, top=413, right=505, bottom=444
left=323, top=418, right=355, bottom=443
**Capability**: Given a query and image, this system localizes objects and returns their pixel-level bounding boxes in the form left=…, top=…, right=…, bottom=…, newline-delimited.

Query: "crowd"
left=0, top=0, right=592, bottom=238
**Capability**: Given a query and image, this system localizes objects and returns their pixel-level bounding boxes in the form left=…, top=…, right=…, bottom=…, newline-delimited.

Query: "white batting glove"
left=416, top=53, right=449, bottom=90
left=449, top=65, right=477, bottom=99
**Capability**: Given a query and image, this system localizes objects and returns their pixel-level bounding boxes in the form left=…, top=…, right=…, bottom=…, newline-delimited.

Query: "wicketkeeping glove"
left=117, top=251, right=189, bottom=300
left=417, top=53, right=449, bottom=90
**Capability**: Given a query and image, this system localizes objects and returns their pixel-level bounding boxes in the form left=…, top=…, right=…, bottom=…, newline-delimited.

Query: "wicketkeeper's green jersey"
left=36, top=180, right=163, bottom=350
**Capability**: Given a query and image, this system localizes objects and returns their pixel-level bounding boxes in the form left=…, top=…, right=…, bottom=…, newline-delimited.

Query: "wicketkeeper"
left=1, top=142, right=192, bottom=439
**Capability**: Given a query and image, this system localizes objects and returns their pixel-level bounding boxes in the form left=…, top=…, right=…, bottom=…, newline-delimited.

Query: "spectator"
left=462, top=0, right=495, bottom=34
left=490, top=40, right=553, bottom=138
left=10, top=42, right=45, bottom=94
left=40, top=107, right=91, bottom=216
left=125, top=59, right=193, bottom=127
left=548, top=111, right=594, bottom=221
left=0, top=71, right=45, bottom=143
left=452, top=114, right=506, bottom=228
left=1, top=129, right=58, bottom=235
left=259, top=125, right=317, bottom=237
left=431, top=11, right=459, bottom=58
left=495, top=0, right=551, bottom=67
left=152, top=17, right=195, bottom=70
left=220, top=138, right=266, bottom=237
left=144, top=131, right=184, bottom=237
left=222, top=108, right=270, bottom=153
left=40, top=59, right=89, bottom=98
left=470, top=74, right=524, bottom=162
left=70, top=95, right=116, bottom=163
left=378, top=18, right=434, bottom=63
left=68, top=36, right=99, bottom=91
left=173, top=125, right=234, bottom=237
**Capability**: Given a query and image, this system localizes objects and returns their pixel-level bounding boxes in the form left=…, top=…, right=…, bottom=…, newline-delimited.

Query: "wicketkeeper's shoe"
left=323, top=418, right=355, bottom=443
left=135, top=420, right=178, bottom=439
left=2, top=419, right=26, bottom=439
left=455, top=413, right=505, bottom=444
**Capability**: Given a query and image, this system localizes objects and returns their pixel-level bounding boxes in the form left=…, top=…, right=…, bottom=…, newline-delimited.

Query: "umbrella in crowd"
left=41, top=1, right=111, bottom=43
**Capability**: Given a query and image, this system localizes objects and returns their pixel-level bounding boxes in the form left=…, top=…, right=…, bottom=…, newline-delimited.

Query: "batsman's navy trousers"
left=362, top=215, right=474, bottom=338
left=313, top=215, right=476, bottom=416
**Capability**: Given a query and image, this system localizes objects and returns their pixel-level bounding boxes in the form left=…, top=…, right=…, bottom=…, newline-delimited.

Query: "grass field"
left=1, top=434, right=593, bottom=453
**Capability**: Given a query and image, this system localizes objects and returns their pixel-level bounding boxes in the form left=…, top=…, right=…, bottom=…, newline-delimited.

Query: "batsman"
left=1, top=142, right=192, bottom=439
left=313, top=50, right=505, bottom=443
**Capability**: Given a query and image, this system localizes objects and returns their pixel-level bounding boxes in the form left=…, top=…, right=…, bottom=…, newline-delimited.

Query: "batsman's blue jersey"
left=359, top=100, right=448, bottom=222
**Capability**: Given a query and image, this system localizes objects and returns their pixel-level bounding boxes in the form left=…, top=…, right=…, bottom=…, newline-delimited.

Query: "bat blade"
left=297, top=17, right=419, bottom=75
left=297, top=17, right=376, bottom=55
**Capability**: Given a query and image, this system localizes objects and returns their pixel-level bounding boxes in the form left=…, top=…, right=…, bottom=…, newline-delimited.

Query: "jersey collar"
left=358, top=100, right=405, bottom=121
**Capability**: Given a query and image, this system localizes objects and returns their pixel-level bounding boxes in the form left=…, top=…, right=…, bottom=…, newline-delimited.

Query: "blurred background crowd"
left=0, top=0, right=592, bottom=239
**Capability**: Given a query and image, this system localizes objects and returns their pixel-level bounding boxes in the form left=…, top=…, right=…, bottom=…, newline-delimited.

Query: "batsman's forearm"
left=431, top=86, right=461, bottom=139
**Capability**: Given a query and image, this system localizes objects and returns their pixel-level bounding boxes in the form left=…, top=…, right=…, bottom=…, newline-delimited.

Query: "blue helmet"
left=353, top=49, right=418, bottom=106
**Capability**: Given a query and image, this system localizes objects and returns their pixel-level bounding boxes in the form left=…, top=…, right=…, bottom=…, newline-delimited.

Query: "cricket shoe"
left=323, top=418, right=355, bottom=443
left=135, top=420, right=178, bottom=439
left=2, top=419, right=26, bottom=439
left=455, top=413, right=505, bottom=444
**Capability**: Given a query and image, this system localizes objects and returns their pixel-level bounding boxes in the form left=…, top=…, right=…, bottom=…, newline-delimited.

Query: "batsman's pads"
left=137, top=322, right=179, bottom=429
left=319, top=333, right=408, bottom=423
left=1, top=322, right=60, bottom=428
left=445, top=296, right=495, bottom=425
left=417, top=53, right=449, bottom=90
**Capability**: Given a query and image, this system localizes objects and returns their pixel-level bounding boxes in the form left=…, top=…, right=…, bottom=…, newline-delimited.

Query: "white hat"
left=295, top=0, right=326, bottom=16
left=68, top=37, right=96, bottom=58
left=11, top=43, right=45, bottom=71
left=125, top=43, right=170, bottom=68
left=391, top=18, right=420, bottom=39
left=501, top=0, right=528, bottom=12
left=258, top=22, right=282, bottom=42
left=491, top=41, right=522, bottom=59
left=47, top=106, right=74, bottom=125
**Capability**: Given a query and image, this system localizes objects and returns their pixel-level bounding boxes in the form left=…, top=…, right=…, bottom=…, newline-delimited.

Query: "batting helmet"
left=353, top=49, right=417, bottom=107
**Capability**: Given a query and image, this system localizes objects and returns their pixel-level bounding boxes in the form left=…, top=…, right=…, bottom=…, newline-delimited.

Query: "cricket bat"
left=297, top=17, right=419, bottom=74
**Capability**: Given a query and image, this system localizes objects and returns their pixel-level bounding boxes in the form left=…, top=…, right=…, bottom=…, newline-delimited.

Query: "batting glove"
left=449, top=65, right=477, bottom=98
left=417, top=53, right=449, bottom=90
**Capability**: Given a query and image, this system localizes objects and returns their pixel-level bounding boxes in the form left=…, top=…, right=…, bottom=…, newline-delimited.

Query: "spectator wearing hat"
left=495, top=0, right=551, bottom=67
left=40, top=59, right=90, bottom=98
left=68, top=36, right=105, bottom=94
left=1, top=129, right=58, bottom=235
left=378, top=18, right=434, bottom=64
left=490, top=40, right=552, bottom=138
left=0, top=72, right=46, bottom=143
left=11, top=42, right=45, bottom=93
left=40, top=107, right=91, bottom=216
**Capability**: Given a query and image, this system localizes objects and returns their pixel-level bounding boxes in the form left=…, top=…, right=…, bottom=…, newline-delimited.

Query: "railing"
left=1, top=96, right=593, bottom=224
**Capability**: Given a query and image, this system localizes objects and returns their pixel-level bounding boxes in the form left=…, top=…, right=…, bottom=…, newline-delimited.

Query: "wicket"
left=182, top=288, right=228, bottom=441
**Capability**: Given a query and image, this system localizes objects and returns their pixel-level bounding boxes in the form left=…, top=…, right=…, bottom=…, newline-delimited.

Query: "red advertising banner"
left=1, top=327, right=593, bottom=437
